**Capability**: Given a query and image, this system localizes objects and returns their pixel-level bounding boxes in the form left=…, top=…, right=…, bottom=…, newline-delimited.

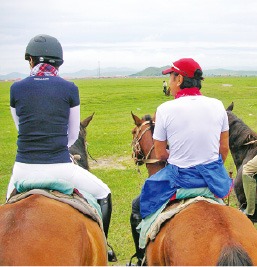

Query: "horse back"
left=146, top=201, right=257, bottom=266
left=0, top=194, right=107, bottom=266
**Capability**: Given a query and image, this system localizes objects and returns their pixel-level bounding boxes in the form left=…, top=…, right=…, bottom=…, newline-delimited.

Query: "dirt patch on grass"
left=222, top=84, right=233, bottom=87
left=89, top=155, right=131, bottom=170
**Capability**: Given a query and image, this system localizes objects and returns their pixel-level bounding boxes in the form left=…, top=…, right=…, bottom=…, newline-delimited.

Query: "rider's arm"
left=154, top=139, right=169, bottom=161
left=153, top=108, right=169, bottom=161
left=68, top=105, right=80, bottom=148
left=219, top=130, right=229, bottom=163
left=10, top=107, right=19, bottom=131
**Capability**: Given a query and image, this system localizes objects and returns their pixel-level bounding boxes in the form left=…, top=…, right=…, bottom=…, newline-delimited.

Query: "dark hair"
left=174, top=68, right=203, bottom=89
left=30, top=56, right=59, bottom=68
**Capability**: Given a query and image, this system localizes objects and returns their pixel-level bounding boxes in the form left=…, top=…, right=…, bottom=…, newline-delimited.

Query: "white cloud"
left=1, top=0, right=257, bottom=74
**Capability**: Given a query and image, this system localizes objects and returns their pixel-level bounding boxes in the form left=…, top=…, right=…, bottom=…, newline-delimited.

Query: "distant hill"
left=131, top=67, right=257, bottom=77
left=130, top=66, right=170, bottom=77
left=0, top=72, right=27, bottom=80
left=0, top=67, right=138, bottom=81
left=1, top=66, right=257, bottom=81
left=61, top=67, right=137, bottom=78
left=203, top=68, right=257, bottom=76
left=0, top=68, right=139, bottom=81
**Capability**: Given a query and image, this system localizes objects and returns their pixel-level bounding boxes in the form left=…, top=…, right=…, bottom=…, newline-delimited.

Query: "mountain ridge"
left=131, top=66, right=257, bottom=77
left=1, top=66, right=257, bottom=81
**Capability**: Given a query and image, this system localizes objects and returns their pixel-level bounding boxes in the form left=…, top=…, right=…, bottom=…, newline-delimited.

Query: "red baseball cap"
left=162, top=58, right=203, bottom=79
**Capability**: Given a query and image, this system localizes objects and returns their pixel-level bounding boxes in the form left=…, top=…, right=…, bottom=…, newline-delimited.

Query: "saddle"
left=6, top=180, right=104, bottom=231
left=138, top=196, right=225, bottom=249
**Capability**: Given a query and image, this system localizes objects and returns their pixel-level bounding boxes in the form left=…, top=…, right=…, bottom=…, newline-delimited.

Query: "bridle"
left=244, top=139, right=257, bottom=146
left=132, top=120, right=161, bottom=165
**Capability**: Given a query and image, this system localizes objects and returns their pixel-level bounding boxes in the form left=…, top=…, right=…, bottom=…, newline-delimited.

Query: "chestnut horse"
left=0, top=114, right=108, bottom=266
left=131, top=112, right=257, bottom=266
left=226, top=102, right=257, bottom=222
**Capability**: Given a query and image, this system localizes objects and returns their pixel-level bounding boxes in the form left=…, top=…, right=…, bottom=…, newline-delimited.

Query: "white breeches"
left=6, top=162, right=111, bottom=200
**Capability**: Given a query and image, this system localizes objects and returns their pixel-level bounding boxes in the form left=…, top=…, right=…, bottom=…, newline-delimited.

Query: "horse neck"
left=138, top=123, right=166, bottom=176
left=145, top=146, right=165, bottom=176
left=228, top=112, right=257, bottom=169
left=146, top=161, right=165, bottom=176
left=69, top=128, right=89, bottom=170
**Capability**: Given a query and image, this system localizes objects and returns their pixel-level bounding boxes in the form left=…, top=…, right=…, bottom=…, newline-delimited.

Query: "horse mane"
left=142, top=114, right=155, bottom=134
left=142, top=114, right=152, bottom=121
left=227, top=110, right=257, bottom=147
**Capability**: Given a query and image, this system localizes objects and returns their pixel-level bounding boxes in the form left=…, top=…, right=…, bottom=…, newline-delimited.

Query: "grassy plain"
left=0, top=76, right=257, bottom=265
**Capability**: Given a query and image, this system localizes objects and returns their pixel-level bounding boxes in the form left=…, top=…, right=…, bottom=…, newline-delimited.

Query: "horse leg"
left=146, top=223, right=168, bottom=265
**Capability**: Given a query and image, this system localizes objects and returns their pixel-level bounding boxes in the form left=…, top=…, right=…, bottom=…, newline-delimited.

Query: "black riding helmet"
left=25, top=34, right=64, bottom=67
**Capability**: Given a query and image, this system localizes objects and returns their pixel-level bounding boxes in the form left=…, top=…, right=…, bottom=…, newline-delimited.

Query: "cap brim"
left=162, top=68, right=173, bottom=75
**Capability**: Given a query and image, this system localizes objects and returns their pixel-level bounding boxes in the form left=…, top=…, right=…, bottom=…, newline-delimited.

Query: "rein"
left=244, top=139, right=257, bottom=146
left=132, top=120, right=161, bottom=165
left=70, top=154, right=81, bottom=165
left=85, top=141, right=98, bottom=162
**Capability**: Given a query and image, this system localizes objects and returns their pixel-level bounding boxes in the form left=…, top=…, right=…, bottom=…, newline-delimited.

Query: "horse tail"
left=217, top=243, right=253, bottom=266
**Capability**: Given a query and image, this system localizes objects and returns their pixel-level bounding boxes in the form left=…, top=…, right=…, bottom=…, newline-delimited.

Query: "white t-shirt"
left=153, top=95, right=229, bottom=168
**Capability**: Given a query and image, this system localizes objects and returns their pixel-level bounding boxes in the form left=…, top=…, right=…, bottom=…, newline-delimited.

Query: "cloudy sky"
left=1, top=0, right=257, bottom=75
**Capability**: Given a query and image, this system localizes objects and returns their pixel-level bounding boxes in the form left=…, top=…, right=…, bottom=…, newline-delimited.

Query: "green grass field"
left=0, top=76, right=257, bottom=265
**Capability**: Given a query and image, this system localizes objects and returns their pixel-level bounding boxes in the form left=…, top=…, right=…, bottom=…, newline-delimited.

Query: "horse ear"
left=227, top=102, right=234, bottom=111
left=81, top=112, right=95, bottom=128
left=131, top=111, right=142, bottom=126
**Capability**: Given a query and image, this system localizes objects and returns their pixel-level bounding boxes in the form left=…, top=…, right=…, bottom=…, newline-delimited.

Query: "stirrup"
left=127, top=253, right=145, bottom=266
left=127, top=253, right=138, bottom=266
left=107, top=242, right=117, bottom=262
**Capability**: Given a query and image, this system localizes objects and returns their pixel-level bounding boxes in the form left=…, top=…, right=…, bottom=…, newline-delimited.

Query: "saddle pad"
left=138, top=196, right=225, bottom=249
left=176, top=187, right=222, bottom=200
left=14, top=178, right=74, bottom=195
left=7, top=189, right=104, bottom=231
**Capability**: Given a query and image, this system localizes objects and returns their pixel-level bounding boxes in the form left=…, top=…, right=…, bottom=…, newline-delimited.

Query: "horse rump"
left=217, top=243, right=253, bottom=266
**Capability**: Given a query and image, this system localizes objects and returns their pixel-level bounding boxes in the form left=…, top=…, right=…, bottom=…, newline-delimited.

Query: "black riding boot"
left=97, top=193, right=117, bottom=262
left=129, top=213, right=146, bottom=266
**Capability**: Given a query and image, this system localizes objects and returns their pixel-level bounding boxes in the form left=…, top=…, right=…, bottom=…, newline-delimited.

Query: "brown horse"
left=131, top=112, right=257, bottom=266
left=0, top=114, right=108, bottom=266
left=226, top=102, right=257, bottom=222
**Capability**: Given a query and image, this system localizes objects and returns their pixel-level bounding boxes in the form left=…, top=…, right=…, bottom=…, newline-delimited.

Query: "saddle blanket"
left=138, top=196, right=225, bottom=249
left=7, top=188, right=104, bottom=231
